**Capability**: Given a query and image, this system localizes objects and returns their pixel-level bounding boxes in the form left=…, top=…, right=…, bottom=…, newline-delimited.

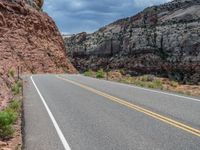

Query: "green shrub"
left=3, top=108, right=18, bottom=123
left=11, top=81, right=22, bottom=95
left=120, top=77, right=130, bottom=83
left=8, top=69, right=15, bottom=78
left=152, top=80, right=163, bottom=89
left=0, top=99, right=21, bottom=139
left=0, top=123, right=14, bottom=139
left=9, top=100, right=21, bottom=112
left=0, top=110, right=16, bottom=139
left=96, top=69, right=105, bottom=78
left=140, top=75, right=149, bottom=82
left=147, top=82, right=158, bottom=89
left=132, top=80, right=145, bottom=87
left=132, top=78, right=163, bottom=89
left=140, top=75, right=155, bottom=82
left=84, top=70, right=94, bottom=77
left=0, top=110, right=17, bottom=125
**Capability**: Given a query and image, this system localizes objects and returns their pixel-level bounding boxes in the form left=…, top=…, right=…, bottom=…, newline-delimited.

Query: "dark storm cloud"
left=43, top=0, right=171, bottom=34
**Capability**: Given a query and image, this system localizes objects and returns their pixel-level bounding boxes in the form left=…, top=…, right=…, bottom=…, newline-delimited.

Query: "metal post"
left=106, top=71, right=108, bottom=80
left=17, top=66, right=20, bottom=80
left=20, top=66, right=23, bottom=76
left=106, top=58, right=109, bottom=80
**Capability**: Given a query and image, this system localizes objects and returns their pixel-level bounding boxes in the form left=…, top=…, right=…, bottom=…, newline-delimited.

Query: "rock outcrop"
left=0, top=0, right=76, bottom=108
left=25, top=0, right=44, bottom=9
left=64, top=0, right=200, bottom=84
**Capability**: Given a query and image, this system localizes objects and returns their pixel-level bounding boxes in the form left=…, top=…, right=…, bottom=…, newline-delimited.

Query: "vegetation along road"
left=23, top=74, right=200, bottom=150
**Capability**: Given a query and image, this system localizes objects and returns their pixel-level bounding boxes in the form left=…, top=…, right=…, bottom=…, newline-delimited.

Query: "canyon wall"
left=65, top=0, right=200, bottom=84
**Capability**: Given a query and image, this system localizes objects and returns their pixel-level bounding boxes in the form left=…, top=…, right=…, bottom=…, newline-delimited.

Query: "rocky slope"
left=64, top=0, right=200, bottom=84
left=0, top=0, right=76, bottom=108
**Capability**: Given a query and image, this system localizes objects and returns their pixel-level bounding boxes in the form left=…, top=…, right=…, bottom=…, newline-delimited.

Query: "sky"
left=43, top=0, right=171, bottom=34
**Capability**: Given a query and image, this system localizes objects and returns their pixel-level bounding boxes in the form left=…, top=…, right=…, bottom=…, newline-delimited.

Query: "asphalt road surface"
left=23, top=74, right=200, bottom=150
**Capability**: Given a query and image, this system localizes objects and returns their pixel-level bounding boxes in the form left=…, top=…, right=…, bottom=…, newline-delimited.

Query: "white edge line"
left=31, top=76, right=71, bottom=150
left=79, top=75, right=200, bottom=103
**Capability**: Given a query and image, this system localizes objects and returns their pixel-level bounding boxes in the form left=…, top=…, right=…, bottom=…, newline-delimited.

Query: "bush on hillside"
left=84, top=70, right=94, bottom=77
left=96, top=69, right=105, bottom=78
left=11, top=81, right=22, bottom=95
left=0, top=100, right=21, bottom=139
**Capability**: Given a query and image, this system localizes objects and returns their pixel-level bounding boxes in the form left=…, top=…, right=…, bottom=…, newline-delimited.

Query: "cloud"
left=133, top=0, right=172, bottom=7
left=43, top=0, right=172, bottom=33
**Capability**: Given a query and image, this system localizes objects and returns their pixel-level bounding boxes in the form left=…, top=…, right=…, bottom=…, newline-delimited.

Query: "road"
left=23, top=74, right=200, bottom=150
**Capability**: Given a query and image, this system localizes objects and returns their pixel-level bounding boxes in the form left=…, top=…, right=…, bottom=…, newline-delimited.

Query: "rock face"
left=0, top=0, right=76, bottom=108
left=65, top=0, right=200, bottom=84
left=25, top=0, right=44, bottom=9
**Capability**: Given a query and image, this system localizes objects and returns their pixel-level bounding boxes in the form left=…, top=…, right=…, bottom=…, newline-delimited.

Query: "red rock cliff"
left=0, top=0, right=76, bottom=107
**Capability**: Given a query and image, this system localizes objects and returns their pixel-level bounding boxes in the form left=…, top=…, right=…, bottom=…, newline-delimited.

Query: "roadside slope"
left=0, top=0, right=76, bottom=108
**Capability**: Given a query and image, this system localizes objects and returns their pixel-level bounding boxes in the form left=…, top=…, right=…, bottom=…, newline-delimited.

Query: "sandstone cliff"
left=65, top=0, right=200, bottom=84
left=0, top=0, right=76, bottom=107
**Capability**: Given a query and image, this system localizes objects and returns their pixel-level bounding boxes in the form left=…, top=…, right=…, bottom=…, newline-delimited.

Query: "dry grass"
left=84, top=70, right=200, bottom=97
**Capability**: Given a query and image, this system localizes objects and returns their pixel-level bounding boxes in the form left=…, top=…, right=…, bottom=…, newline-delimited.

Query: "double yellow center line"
left=57, top=75, right=200, bottom=137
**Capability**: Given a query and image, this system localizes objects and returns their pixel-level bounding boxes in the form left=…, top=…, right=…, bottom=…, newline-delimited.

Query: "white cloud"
left=44, top=0, right=173, bottom=33
left=133, top=0, right=172, bottom=8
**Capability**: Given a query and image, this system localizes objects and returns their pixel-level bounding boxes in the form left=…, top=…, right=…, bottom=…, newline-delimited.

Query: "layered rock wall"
left=65, top=0, right=200, bottom=84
